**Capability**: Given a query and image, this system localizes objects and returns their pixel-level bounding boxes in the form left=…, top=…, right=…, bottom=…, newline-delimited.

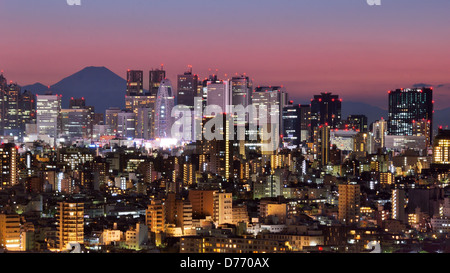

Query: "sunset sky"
left=1, top=0, right=449, bottom=109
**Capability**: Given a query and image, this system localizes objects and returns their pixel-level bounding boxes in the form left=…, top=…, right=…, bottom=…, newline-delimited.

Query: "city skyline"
left=1, top=0, right=450, bottom=110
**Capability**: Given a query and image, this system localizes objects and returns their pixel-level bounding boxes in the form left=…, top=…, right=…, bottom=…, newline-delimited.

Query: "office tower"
left=117, top=110, right=136, bottom=139
left=154, top=79, right=175, bottom=138
left=310, top=92, right=342, bottom=134
left=213, top=192, right=233, bottom=225
left=4, top=83, right=20, bottom=136
left=0, top=73, right=7, bottom=134
left=135, top=107, right=152, bottom=139
left=353, top=132, right=371, bottom=156
left=149, top=66, right=166, bottom=96
left=392, top=189, right=406, bottom=223
left=252, top=86, right=288, bottom=152
left=0, top=213, right=21, bottom=251
left=206, top=76, right=230, bottom=112
left=125, top=95, right=153, bottom=139
left=68, top=99, right=95, bottom=138
left=299, top=104, right=312, bottom=142
left=347, top=115, right=368, bottom=132
left=0, top=143, right=19, bottom=188
left=338, top=183, right=361, bottom=225
left=57, top=202, right=84, bottom=250
left=36, top=93, right=61, bottom=139
left=199, top=114, right=233, bottom=180
left=314, top=124, right=330, bottom=166
left=412, top=119, right=432, bottom=148
left=126, top=70, right=144, bottom=96
left=105, top=107, right=121, bottom=134
left=177, top=67, right=198, bottom=109
left=231, top=75, right=253, bottom=125
left=388, top=88, right=433, bottom=144
left=18, top=90, right=36, bottom=140
left=282, top=103, right=301, bottom=147
left=372, top=118, right=387, bottom=152
left=60, top=108, right=89, bottom=140
left=432, top=129, right=450, bottom=165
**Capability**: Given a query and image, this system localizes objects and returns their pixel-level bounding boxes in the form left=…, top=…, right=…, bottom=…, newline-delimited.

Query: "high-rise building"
left=0, top=73, right=7, bottom=135
left=18, top=90, right=36, bottom=141
left=125, top=95, right=153, bottom=139
left=177, top=67, right=198, bottom=109
left=0, top=143, right=19, bottom=189
left=252, top=86, right=288, bottom=152
left=338, top=183, right=360, bottom=225
left=149, top=67, right=166, bottom=96
left=310, top=92, right=342, bottom=135
left=347, top=115, right=368, bottom=132
left=154, top=79, right=174, bottom=138
left=432, top=129, right=450, bottom=166
left=126, top=70, right=144, bottom=96
left=314, top=125, right=330, bottom=166
left=282, top=103, right=301, bottom=147
left=371, top=118, right=387, bottom=152
left=57, top=202, right=84, bottom=250
left=388, top=88, right=433, bottom=144
left=4, top=83, right=20, bottom=136
left=60, top=108, right=90, bottom=140
left=105, top=107, right=121, bottom=135
left=117, top=110, right=136, bottom=139
left=392, top=189, right=406, bottom=223
left=146, top=200, right=166, bottom=234
left=36, top=93, right=62, bottom=139
left=0, top=213, right=21, bottom=251
left=213, top=192, right=233, bottom=225
left=231, top=75, right=252, bottom=120
left=206, top=77, right=230, bottom=112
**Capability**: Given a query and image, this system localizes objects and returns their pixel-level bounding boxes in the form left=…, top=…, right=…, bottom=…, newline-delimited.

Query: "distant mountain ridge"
left=23, top=66, right=126, bottom=113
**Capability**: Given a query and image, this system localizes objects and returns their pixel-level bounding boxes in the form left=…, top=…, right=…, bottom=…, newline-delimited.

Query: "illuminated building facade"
left=388, top=88, right=433, bottom=144
left=57, top=202, right=84, bottom=251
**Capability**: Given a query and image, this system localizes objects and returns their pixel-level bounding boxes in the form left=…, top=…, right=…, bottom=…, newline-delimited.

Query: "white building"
left=36, top=94, right=61, bottom=141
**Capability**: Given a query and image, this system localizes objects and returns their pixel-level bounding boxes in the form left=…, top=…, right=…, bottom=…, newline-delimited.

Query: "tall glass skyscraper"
left=388, top=87, right=433, bottom=143
left=177, top=67, right=198, bottom=109
left=310, top=92, right=342, bottom=134
left=126, top=70, right=144, bottom=96
left=154, top=79, right=174, bottom=138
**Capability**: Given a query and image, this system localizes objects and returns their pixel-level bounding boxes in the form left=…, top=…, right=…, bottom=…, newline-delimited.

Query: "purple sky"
left=1, top=0, right=450, bottom=109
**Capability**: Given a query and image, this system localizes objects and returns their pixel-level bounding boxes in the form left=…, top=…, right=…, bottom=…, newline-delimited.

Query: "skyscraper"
left=206, top=76, right=230, bottom=112
left=154, top=79, right=175, bottom=138
left=149, top=67, right=166, bottom=96
left=126, top=70, right=144, bottom=96
left=18, top=90, right=36, bottom=141
left=282, top=103, right=301, bottom=147
left=4, top=83, right=20, bottom=136
left=177, top=67, right=198, bottom=109
left=371, top=118, right=387, bottom=153
left=0, top=143, right=19, bottom=189
left=388, top=87, right=433, bottom=144
left=252, top=86, right=288, bottom=152
left=231, top=75, right=252, bottom=109
left=36, top=93, right=61, bottom=140
left=432, top=128, right=450, bottom=166
left=310, top=92, right=342, bottom=134
left=0, top=73, right=7, bottom=135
